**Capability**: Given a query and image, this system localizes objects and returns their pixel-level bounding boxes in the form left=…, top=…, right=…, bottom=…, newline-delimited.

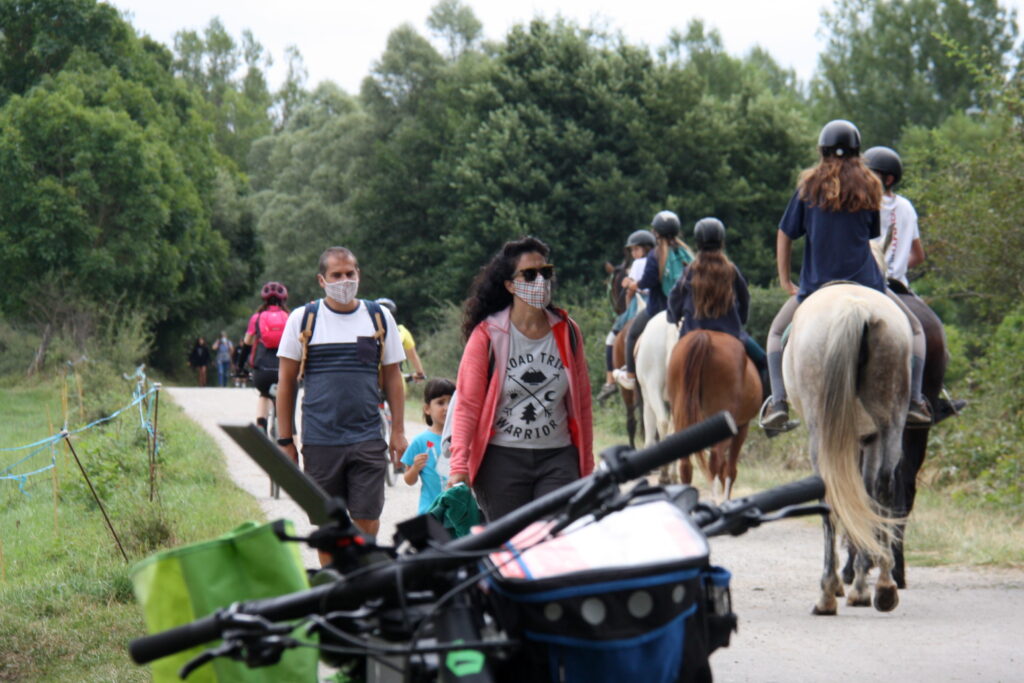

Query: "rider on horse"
left=864, top=145, right=965, bottom=423
left=613, top=210, right=694, bottom=391
left=761, top=119, right=934, bottom=434
left=598, top=229, right=655, bottom=402
left=665, top=218, right=769, bottom=399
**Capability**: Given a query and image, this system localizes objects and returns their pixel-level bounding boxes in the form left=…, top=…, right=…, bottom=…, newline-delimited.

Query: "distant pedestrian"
left=212, top=331, right=234, bottom=387
left=188, top=337, right=211, bottom=387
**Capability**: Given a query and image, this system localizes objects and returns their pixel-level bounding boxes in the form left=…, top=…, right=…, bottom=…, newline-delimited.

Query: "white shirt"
left=277, top=299, right=405, bottom=365
left=872, top=194, right=920, bottom=286
left=627, top=256, right=648, bottom=283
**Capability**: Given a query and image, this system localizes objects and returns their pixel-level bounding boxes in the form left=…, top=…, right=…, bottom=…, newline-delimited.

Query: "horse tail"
left=682, top=331, right=710, bottom=428
left=817, top=303, right=893, bottom=563
left=682, top=332, right=714, bottom=483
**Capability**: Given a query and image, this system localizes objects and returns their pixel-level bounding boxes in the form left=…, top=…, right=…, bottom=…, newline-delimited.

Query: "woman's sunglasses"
left=513, top=264, right=555, bottom=282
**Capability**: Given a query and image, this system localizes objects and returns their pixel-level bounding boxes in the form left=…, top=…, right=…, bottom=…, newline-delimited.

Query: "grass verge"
left=0, top=375, right=264, bottom=681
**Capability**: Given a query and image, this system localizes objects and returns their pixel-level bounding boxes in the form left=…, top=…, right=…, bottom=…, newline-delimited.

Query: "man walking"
left=276, top=247, right=407, bottom=559
left=212, top=331, right=234, bottom=387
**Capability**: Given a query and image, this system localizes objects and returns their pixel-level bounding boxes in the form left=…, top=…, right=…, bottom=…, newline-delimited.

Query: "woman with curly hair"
left=761, top=119, right=932, bottom=433
left=448, top=237, right=593, bottom=521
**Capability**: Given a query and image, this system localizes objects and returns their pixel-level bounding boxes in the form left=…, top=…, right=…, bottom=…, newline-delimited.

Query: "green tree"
left=812, top=0, right=1019, bottom=146
left=427, top=0, right=483, bottom=59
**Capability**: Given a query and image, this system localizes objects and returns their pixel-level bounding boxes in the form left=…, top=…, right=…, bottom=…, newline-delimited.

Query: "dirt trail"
left=169, top=386, right=1023, bottom=682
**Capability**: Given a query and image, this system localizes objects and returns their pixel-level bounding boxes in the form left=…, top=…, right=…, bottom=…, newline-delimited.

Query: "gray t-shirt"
left=490, top=325, right=571, bottom=448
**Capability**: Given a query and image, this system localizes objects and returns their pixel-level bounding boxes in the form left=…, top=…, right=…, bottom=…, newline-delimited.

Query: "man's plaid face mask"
left=511, top=276, right=551, bottom=309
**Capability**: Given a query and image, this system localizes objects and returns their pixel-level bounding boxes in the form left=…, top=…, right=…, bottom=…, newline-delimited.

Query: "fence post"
left=62, top=432, right=129, bottom=563
left=149, top=383, right=162, bottom=502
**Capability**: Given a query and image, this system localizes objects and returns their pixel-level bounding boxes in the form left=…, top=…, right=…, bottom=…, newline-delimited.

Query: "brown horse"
left=666, top=330, right=761, bottom=500
left=605, top=260, right=642, bottom=448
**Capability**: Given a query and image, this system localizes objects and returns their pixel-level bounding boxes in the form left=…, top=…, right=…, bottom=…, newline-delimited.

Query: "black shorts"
left=253, top=368, right=277, bottom=398
left=302, top=440, right=388, bottom=520
left=472, top=443, right=579, bottom=522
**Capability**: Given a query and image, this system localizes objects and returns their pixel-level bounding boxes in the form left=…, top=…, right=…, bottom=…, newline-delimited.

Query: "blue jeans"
left=217, top=360, right=232, bottom=387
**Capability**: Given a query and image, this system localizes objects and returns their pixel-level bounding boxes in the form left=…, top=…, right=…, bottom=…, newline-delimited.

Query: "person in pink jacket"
left=448, top=237, right=594, bottom=521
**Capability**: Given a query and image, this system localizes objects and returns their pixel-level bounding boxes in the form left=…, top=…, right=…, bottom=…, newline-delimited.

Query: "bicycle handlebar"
left=130, top=412, right=738, bottom=665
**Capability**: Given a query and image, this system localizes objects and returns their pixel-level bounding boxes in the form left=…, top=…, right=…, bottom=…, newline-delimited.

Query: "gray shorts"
left=302, top=440, right=387, bottom=520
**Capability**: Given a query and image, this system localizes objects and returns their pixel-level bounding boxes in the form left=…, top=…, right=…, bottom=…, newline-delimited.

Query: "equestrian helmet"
left=650, top=210, right=681, bottom=238
left=694, top=217, right=726, bottom=251
left=818, top=119, right=861, bottom=158
left=625, top=229, right=656, bottom=249
left=375, top=297, right=397, bottom=315
left=261, top=281, right=288, bottom=302
left=863, top=146, right=903, bottom=188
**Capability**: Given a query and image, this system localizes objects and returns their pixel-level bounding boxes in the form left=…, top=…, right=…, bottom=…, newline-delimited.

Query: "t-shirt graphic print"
left=490, top=326, right=572, bottom=448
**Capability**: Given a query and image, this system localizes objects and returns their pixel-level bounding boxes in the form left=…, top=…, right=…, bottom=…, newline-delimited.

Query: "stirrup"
left=758, top=397, right=799, bottom=437
left=596, top=382, right=619, bottom=403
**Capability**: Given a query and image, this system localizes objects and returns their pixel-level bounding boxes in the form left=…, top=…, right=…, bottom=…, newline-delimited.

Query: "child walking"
left=402, top=378, right=456, bottom=514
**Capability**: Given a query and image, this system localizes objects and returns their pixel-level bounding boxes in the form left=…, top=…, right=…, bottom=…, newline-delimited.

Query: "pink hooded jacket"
left=450, top=306, right=594, bottom=484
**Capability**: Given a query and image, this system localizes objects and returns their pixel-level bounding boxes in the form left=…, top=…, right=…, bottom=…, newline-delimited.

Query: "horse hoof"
left=874, top=586, right=899, bottom=612
left=846, top=594, right=871, bottom=608
left=811, top=604, right=837, bottom=616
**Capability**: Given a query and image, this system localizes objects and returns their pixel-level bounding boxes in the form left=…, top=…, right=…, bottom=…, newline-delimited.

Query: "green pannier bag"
left=131, top=520, right=318, bottom=682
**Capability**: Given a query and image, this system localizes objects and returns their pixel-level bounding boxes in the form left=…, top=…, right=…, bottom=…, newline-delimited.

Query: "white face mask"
left=323, top=278, right=359, bottom=304
left=512, top=277, right=551, bottom=309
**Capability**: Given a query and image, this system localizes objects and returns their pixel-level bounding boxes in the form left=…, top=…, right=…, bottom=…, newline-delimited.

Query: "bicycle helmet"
left=694, top=217, right=726, bottom=251
left=625, top=229, right=656, bottom=249
left=375, top=297, right=397, bottom=315
left=650, top=210, right=681, bottom=238
left=818, top=119, right=861, bottom=158
left=863, top=146, right=903, bottom=188
left=261, top=281, right=288, bottom=302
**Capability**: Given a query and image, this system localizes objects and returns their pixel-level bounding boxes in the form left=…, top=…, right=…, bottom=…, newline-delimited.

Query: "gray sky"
left=110, top=0, right=1022, bottom=94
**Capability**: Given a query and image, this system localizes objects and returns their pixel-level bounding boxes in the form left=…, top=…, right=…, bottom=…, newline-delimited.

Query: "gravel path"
left=168, top=386, right=1023, bottom=682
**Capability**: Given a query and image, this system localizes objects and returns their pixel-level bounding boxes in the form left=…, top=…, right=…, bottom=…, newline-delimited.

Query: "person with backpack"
left=447, top=237, right=593, bottom=522
left=275, top=247, right=406, bottom=555
left=243, top=282, right=291, bottom=433
left=613, top=210, right=694, bottom=391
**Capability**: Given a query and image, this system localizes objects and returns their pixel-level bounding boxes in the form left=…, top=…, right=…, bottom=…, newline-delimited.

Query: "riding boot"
left=761, top=352, right=790, bottom=427
left=907, top=356, right=933, bottom=425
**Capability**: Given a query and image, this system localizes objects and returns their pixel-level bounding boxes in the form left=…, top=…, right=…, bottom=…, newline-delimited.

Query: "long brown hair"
left=690, top=250, right=735, bottom=319
left=797, top=156, right=883, bottom=212
left=656, top=236, right=695, bottom=280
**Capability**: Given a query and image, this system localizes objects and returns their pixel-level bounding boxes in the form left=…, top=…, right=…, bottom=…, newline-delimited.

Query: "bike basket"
left=130, top=520, right=319, bottom=682
left=483, top=498, right=735, bottom=683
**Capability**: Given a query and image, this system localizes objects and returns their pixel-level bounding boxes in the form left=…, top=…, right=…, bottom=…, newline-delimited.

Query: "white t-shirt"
left=490, top=325, right=571, bottom=448
left=872, top=194, right=920, bottom=286
left=627, top=256, right=648, bottom=283
left=277, top=299, right=405, bottom=365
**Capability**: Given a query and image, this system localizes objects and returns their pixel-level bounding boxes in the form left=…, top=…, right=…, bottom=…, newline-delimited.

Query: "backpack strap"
left=362, top=299, right=388, bottom=388
left=297, top=300, right=319, bottom=381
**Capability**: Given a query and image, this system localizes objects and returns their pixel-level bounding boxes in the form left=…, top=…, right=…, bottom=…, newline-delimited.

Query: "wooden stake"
left=47, top=405, right=60, bottom=538
left=63, top=433, right=128, bottom=563
left=149, top=384, right=162, bottom=502
left=74, top=366, right=85, bottom=424
left=0, top=535, right=5, bottom=584
left=61, top=373, right=69, bottom=429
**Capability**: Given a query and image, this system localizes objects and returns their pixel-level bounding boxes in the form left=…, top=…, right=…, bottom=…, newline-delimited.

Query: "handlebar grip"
left=611, top=411, right=737, bottom=482
left=129, top=613, right=221, bottom=665
left=742, top=475, right=825, bottom=514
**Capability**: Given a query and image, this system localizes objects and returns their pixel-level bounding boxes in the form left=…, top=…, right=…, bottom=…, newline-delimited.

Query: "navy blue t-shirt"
left=638, top=257, right=668, bottom=315
left=667, top=263, right=749, bottom=339
left=779, top=191, right=884, bottom=301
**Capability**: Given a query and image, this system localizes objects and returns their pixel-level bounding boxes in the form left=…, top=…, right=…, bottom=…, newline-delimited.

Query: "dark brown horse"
left=604, top=260, right=642, bottom=448
left=667, top=330, right=761, bottom=500
left=842, top=282, right=950, bottom=588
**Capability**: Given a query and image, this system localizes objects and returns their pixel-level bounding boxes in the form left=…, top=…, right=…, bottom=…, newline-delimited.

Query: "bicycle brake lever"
left=179, top=641, right=240, bottom=679
left=758, top=503, right=830, bottom=523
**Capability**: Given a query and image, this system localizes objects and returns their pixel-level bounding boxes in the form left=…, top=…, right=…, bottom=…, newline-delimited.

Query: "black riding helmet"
left=625, top=229, right=656, bottom=249
left=651, top=210, right=681, bottom=238
left=694, top=217, right=726, bottom=251
left=863, top=146, right=903, bottom=188
left=818, top=119, right=861, bottom=158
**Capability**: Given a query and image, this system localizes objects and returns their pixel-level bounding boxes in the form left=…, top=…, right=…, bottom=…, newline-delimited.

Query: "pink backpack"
left=250, top=308, right=289, bottom=370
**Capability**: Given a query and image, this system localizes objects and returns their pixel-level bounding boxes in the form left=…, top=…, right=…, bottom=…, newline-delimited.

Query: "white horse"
left=784, top=283, right=910, bottom=615
left=633, top=311, right=679, bottom=481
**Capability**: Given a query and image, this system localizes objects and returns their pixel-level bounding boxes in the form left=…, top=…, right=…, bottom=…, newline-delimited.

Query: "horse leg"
left=723, top=425, right=748, bottom=501
left=678, top=458, right=693, bottom=485
left=841, top=536, right=857, bottom=585
left=623, top=388, right=637, bottom=449
left=813, top=512, right=843, bottom=615
left=846, top=544, right=873, bottom=607
left=872, top=438, right=901, bottom=612
left=873, top=550, right=900, bottom=612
